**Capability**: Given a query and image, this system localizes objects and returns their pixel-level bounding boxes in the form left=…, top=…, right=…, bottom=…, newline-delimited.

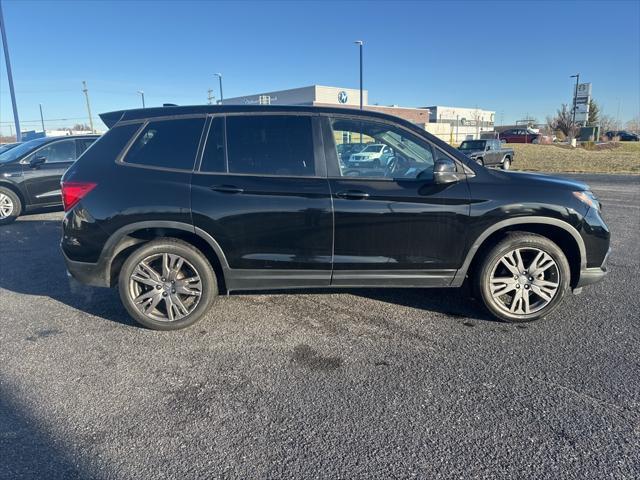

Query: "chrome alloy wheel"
left=128, top=253, right=203, bottom=322
left=0, top=193, right=14, bottom=219
left=489, top=247, right=560, bottom=315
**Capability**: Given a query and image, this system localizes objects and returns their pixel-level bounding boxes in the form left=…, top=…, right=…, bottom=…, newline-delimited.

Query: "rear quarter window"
left=123, top=118, right=206, bottom=170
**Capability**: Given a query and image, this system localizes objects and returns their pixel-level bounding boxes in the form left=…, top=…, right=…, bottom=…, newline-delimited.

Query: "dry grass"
left=507, top=142, right=640, bottom=174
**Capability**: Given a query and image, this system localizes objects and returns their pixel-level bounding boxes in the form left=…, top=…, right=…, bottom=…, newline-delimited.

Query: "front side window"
left=36, top=140, right=76, bottom=163
left=225, top=115, right=315, bottom=176
left=124, top=118, right=205, bottom=170
left=331, top=118, right=435, bottom=180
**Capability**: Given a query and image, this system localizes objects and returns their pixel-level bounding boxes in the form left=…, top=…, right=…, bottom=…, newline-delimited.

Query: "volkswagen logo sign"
left=338, top=91, right=348, bottom=104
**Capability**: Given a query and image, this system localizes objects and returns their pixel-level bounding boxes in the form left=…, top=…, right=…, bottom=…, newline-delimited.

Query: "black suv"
left=61, top=105, right=610, bottom=330
left=0, top=135, right=99, bottom=224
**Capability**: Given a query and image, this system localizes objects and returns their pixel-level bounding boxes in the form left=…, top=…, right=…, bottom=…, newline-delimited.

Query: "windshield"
left=459, top=140, right=486, bottom=150
left=362, top=145, right=384, bottom=153
left=0, top=137, right=50, bottom=164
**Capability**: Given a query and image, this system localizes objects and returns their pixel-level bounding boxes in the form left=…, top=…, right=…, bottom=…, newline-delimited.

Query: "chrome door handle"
left=210, top=185, right=244, bottom=194
left=335, top=190, right=370, bottom=200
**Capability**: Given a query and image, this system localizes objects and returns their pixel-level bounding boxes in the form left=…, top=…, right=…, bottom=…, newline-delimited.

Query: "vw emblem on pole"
left=338, top=91, right=348, bottom=104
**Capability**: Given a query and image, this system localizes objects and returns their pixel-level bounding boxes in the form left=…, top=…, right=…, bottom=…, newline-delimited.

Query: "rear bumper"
left=62, top=250, right=110, bottom=287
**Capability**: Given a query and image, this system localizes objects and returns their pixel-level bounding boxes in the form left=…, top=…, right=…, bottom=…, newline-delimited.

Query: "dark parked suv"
left=61, top=105, right=610, bottom=330
left=0, top=135, right=99, bottom=224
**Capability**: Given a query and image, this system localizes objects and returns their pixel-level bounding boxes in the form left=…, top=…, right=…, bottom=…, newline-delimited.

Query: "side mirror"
left=30, top=156, right=47, bottom=168
left=433, top=158, right=464, bottom=184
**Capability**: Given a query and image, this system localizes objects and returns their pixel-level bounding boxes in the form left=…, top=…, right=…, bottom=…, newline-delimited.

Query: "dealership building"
left=222, top=85, right=495, bottom=143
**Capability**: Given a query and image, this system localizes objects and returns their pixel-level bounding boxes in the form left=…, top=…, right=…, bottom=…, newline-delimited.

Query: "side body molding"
left=450, top=216, right=587, bottom=287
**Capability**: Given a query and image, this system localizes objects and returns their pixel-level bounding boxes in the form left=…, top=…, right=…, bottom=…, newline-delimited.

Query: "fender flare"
left=102, top=220, right=230, bottom=271
left=451, top=216, right=586, bottom=286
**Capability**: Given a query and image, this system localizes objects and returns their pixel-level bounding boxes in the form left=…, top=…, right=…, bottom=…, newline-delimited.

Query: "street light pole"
left=0, top=0, right=22, bottom=141
left=354, top=40, right=363, bottom=110
left=214, top=73, right=223, bottom=104
left=137, top=90, right=145, bottom=108
left=570, top=73, right=580, bottom=129
left=39, top=103, right=45, bottom=133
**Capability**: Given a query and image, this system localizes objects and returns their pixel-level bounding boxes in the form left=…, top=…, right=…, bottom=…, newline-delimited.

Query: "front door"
left=322, top=115, right=471, bottom=287
left=191, top=114, right=333, bottom=290
left=22, top=138, right=77, bottom=205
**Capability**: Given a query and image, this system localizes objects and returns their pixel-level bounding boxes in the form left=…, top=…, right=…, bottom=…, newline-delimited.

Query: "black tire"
left=502, top=156, right=511, bottom=170
left=0, top=187, right=22, bottom=226
left=475, top=232, right=570, bottom=323
left=118, top=238, right=218, bottom=330
left=476, top=157, right=484, bottom=166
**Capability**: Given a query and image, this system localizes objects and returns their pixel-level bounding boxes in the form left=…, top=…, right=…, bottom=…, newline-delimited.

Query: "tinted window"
left=124, top=118, right=205, bottom=170
left=76, top=138, right=97, bottom=157
left=226, top=115, right=314, bottom=176
left=331, top=118, right=434, bottom=180
left=200, top=117, right=226, bottom=173
left=36, top=139, right=76, bottom=163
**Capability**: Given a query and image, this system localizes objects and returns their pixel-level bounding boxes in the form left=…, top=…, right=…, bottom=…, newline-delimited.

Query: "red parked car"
left=499, top=128, right=541, bottom=144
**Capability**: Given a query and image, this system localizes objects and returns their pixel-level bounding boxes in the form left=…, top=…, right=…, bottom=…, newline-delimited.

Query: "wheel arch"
left=0, top=181, right=27, bottom=208
left=453, top=217, right=586, bottom=288
left=102, top=221, right=229, bottom=291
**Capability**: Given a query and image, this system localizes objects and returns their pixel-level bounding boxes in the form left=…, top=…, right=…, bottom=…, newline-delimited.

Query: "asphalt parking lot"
left=0, top=173, right=638, bottom=479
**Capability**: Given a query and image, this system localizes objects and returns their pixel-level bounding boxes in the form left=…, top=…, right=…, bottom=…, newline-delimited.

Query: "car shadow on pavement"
left=0, top=217, right=495, bottom=328
left=0, top=218, right=137, bottom=328
left=0, top=384, right=89, bottom=479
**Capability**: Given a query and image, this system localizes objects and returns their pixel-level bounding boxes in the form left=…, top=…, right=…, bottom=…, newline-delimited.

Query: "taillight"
left=61, top=182, right=96, bottom=211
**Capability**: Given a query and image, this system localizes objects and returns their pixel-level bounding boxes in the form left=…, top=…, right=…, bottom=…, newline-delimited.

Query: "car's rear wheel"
left=502, top=157, right=511, bottom=170
left=118, top=238, right=217, bottom=330
left=476, top=232, right=570, bottom=323
left=0, top=187, right=21, bottom=225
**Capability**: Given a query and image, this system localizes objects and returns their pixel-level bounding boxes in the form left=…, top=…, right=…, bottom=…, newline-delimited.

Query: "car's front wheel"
left=0, top=187, right=21, bottom=225
left=118, top=238, right=218, bottom=330
left=476, top=232, right=570, bottom=322
left=502, top=157, right=511, bottom=170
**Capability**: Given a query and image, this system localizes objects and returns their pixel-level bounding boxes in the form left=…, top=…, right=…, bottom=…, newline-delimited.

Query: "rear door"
left=322, top=115, right=471, bottom=286
left=191, top=113, right=333, bottom=290
left=22, top=138, right=77, bottom=205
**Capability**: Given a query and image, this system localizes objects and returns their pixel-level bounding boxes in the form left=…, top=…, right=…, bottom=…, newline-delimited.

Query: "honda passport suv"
left=61, top=105, right=610, bottom=330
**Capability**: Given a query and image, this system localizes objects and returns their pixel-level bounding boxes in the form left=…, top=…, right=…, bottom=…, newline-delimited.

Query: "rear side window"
left=200, top=117, right=226, bottom=173
left=124, top=118, right=205, bottom=170
left=226, top=115, right=314, bottom=176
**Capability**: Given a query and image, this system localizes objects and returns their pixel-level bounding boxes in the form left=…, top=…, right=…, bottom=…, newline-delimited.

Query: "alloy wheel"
left=489, top=247, right=560, bottom=315
left=0, top=193, right=14, bottom=219
left=128, top=253, right=203, bottom=322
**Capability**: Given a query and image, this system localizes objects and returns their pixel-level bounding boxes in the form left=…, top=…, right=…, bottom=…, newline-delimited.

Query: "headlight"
left=573, top=190, right=600, bottom=211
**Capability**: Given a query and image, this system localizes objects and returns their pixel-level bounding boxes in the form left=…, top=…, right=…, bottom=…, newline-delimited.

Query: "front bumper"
left=574, top=247, right=611, bottom=292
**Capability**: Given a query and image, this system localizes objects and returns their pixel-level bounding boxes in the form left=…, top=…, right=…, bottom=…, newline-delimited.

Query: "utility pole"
left=355, top=40, right=364, bottom=110
left=39, top=103, right=45, bottom=133
left=214, top=73, right=223, bottom=104
left=207, top=89, right=215, bottom=105
left=82, top=81, right=94, bottom=133
left=0, top=0, right=22, bottom=141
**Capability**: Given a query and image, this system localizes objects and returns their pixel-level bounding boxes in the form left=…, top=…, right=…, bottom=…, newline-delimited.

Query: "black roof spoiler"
left=99, top=110, right=126, bottom=129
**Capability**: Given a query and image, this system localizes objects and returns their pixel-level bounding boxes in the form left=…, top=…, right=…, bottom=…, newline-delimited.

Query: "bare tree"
left=72, top=123, right=91, bottom=131
left=599, top=114, right=617, bottom=134
left=551, top=104, right=578, bottom=138
left=626, top=116, right=640, bottom=134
